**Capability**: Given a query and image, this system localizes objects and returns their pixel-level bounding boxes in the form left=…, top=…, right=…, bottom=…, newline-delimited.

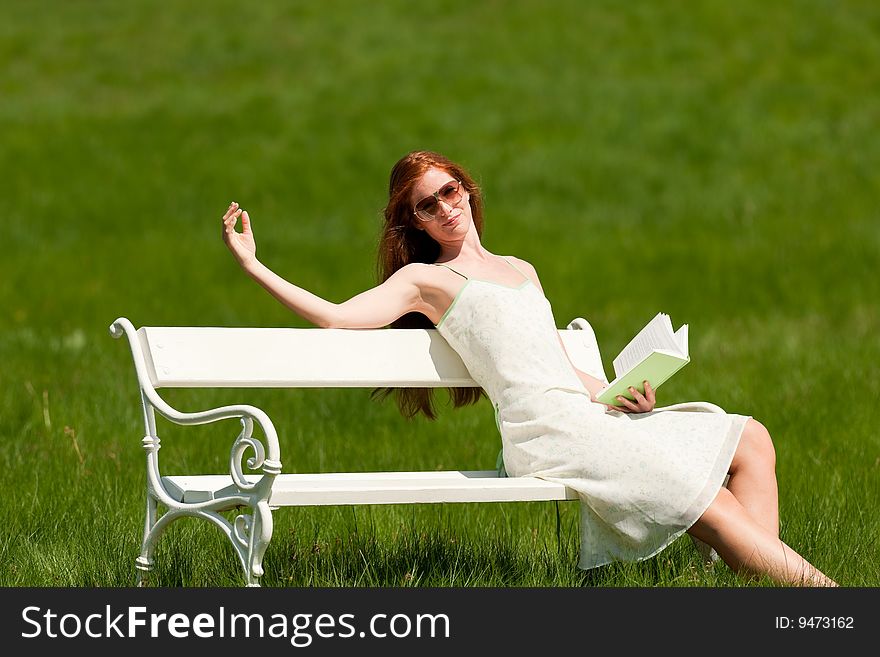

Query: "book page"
left=612, top=313, right=664, bottom=375
left=675, top=324, right=688, bottom=354
left=612, top=313, right=686, bottom=377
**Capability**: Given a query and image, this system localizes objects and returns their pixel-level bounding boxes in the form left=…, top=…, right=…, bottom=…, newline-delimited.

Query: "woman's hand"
left=608, top=380, right=656, bottom=413
left=222, top=201, right=257, bottom=268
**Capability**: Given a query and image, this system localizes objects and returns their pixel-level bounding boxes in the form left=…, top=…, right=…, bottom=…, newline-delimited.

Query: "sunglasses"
left=413, top=180, right=464, bottom=222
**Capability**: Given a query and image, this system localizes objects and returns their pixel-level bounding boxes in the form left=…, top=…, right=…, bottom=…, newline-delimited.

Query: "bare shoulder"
left=505, top=255, right=545, bottom=294
left=388, top=262, right=433, bottom=283
left=386, top=262, right=447, bottom=297
left=391, top=262, right=439, bottom=284
left=507, top=255, right=538, bottom=276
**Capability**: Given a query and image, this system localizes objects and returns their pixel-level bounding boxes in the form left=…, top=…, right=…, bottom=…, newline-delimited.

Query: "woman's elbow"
left=315, top=304, right=343, bottom=328
left=322, top=307, right=397, bottom=329
left=320, top=305, right=378, bottom=329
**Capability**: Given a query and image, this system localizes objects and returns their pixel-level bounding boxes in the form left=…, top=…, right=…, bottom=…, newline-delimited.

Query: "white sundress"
left=433, top=257, right=749, bottom=570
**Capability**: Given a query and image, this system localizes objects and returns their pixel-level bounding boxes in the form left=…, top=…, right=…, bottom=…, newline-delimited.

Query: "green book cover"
left=595, top=350, right=690, bottom=406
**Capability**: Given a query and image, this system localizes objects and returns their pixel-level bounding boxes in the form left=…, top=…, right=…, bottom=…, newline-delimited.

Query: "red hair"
left=370, top=151, right=487, bottom=419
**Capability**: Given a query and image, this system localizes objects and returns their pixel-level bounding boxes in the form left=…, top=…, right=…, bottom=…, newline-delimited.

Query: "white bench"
left=109, top=316, right=612, bottom=586
left=110, top=316, right=721, bottom=586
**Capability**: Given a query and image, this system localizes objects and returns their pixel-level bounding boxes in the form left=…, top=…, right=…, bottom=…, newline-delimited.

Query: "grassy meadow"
left=1, top=1, right=878, bottom=587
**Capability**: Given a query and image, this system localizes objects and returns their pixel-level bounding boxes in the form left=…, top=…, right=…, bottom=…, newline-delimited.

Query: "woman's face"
left=409, top=167, right=472, bottom=239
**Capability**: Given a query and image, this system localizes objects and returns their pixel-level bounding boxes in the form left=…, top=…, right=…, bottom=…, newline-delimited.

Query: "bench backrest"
left=127, top=321, right=608, bottom=389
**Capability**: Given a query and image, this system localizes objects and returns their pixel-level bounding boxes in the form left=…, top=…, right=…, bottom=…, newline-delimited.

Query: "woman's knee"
left=748, top=418, right=776, bottom=467
left=731, top=418, right=776, bottom=473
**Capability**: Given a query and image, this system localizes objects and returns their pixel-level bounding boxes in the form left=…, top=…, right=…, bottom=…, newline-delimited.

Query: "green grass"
left=1, top=0, right=878, bottom=587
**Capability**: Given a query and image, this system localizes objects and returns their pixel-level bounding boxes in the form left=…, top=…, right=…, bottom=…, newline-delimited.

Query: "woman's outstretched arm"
left=222, top=202, right=427, bottom=328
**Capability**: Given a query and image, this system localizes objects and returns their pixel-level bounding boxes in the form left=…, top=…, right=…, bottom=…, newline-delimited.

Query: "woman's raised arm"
left=222, top=202, right=425, bottom=328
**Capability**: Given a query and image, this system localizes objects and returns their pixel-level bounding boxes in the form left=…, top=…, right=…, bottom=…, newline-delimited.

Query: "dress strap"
left=434, top=263, right=468, bottom=280
left=502, top=256, right=528, bottom=278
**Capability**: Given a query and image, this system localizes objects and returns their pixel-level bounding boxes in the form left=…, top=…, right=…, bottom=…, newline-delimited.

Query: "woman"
left=221, top=150, right=837, bottom=586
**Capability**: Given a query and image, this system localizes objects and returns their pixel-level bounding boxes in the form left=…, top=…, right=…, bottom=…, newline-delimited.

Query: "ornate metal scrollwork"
left=230, top=417, right=266, bottom=490
left=233, top=513, right=252, bottom=549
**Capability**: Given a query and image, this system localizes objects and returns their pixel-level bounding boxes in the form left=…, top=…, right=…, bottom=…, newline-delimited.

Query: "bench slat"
left=163, top=471, right=579, bottom=507
left=138, top=325, right=607, bottom=388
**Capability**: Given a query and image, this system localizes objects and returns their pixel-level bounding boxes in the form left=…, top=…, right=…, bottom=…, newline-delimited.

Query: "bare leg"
left=688, top=487, right=837, bottom=586
left=727, top=418, right=779, bottom=536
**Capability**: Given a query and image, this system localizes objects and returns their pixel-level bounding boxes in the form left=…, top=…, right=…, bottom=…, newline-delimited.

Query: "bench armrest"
left=110, top=318, right=282, bottom=490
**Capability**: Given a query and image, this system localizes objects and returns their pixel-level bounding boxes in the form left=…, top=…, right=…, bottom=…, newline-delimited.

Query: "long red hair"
left=370, top=150, right=487, bottom=419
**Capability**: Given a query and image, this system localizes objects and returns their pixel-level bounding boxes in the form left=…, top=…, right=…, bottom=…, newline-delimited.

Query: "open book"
left=595, top=312, right=690, bottom=407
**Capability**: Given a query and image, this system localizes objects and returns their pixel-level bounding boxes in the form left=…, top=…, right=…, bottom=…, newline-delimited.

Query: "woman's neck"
left=435, top=226, right=492, bottom=264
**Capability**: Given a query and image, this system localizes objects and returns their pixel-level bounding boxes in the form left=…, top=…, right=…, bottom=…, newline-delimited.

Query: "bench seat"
left=163, top=471, right=580, bottom=507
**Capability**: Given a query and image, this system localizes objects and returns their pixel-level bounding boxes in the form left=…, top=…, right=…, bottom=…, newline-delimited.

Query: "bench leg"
left=235, top=501, right=274, bottom=587
left=133, top=424, right=279, bottom=586
left=132, top=493, right=275, bottom=586
left=133, top=502, right=276, bottom=587
left=135, top=494, right=159, bottom=586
